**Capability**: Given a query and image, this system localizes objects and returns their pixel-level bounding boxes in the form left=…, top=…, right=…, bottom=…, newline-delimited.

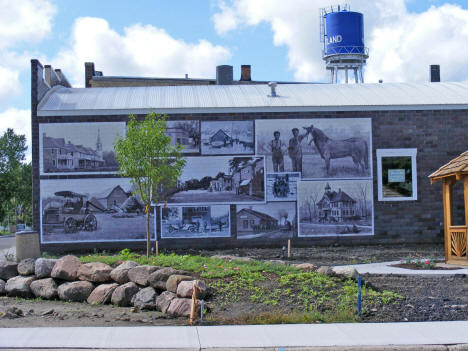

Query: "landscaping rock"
left=332, top=266, right=359, bottom=280
left=111, top=282, right=139, bottom=307
left=128, top=265, right=159, bottom=286
left=155, top=291, right=176, bottom=313
left=317, top=265, right=334, bottom=276
left=17, top=258, right=35, bottom=276
left=166, top=274, right=194, bottom=293
left=166, top=298, right=199, bottom=317
left=5, top=276, right=35, bottom=297
left=35, top=258, right=57, bottom=279
left=87, top=283, right=118, bottom=305
left=148, top=267, right=181, bottom=290
left=30, top=278, right=58, bottom=299
left=131, top=286, right=157, bottom=310
left=0, top=262, right=18, bottom=280
left=51, top=255, right=82, bottom=281
left=3, top=306, right=24, bottom=318
left=292, top=263, right=318, bottom=271
left=57, top=281, right=94, bottom=302
left=176, top=280, right=207, bottom=299
left=78, top=262, right=112, bottom=283
left=110, top=261, right=139, bottom=283
left=0, top=279, right=5, bottom=295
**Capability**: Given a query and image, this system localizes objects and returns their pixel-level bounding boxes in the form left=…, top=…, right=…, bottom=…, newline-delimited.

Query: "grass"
left=0, top=230, right=12, bottom=236
left=74, top=249, right=402, bottom=324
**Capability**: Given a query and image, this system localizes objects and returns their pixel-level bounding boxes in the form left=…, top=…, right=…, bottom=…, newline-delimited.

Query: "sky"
left=1, top=0, right=468, bottom=160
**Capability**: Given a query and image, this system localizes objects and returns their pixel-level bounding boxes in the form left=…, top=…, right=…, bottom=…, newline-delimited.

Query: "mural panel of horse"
left=304, top=125, right=369, bottom=175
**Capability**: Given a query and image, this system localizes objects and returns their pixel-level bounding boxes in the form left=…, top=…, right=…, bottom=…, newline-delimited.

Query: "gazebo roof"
left=429, top=150, right=468, bottom=182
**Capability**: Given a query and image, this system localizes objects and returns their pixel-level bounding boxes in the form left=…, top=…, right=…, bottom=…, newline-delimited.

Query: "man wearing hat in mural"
left=269, top=131, right=286, bottom=172
left=288, top=127, right=307, bottom=172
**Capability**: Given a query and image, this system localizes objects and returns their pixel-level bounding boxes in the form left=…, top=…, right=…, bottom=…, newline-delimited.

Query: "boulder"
left=128, top=265, right=160, bottom=286
left=35, top=258, right=58, bottom=279
left=131, top=286, right=157, bottom=310
left=87, top=283, right=118, bottom=305
left=176, top=280, right=207, bottom=299
left=57, top=281, right=94, bottom=302
left=17, top=258, right=36, bottom=276
left=51, top=255, right=82, bottom=281
left=78, top=262, right=113, bottom=283
left=110, top=261, right=139, bottom=283
left=5, top=276, right=35, bottom=297
left=0, top=279, right=5, bottom=295
left=148, top=267, right=180, bottom=290
left=317, top=266, right=334, bottom=276
left=30, top=278, right=58, bottom=299
left=155, top=291, right=177, bottom=313
left=0, top=262, right=18, bottom=280
left=111, top=282, right=140, bottom=307
left=292, top=263, right=318, bottom=271
left=332, top=266, right=359, bottom=280
left=166, top=274, right=194, bottom=293
left=166, top=298, right=199, bottom=317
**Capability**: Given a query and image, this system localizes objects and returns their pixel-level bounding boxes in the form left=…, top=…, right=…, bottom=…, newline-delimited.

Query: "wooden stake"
left=189, top=286, right=196, bottom=325
left=287, top=239, right=291, bottom=259
left=155, top=240, right=159, bottom=256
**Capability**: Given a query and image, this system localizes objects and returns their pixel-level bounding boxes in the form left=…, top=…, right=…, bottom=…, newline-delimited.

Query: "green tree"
left=115, top=113, right=185, bottom=257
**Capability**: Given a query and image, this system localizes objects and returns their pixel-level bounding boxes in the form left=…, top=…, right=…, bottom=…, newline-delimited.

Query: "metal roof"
left=37, top=82, right=468, bottom=116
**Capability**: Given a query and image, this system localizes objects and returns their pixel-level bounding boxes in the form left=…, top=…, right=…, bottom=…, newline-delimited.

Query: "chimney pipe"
left=85, top=62, right=95, bottom=88
left=268, top=82, right=278, bottom=97
left=240, top=65, right=251, bottom=81
left=430, top=65, right=440, bottom=82
left=216, top=65, right=233, bottom=85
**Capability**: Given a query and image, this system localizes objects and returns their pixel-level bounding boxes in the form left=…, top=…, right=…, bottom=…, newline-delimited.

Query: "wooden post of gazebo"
left=429, top=150, right=468, bottom=265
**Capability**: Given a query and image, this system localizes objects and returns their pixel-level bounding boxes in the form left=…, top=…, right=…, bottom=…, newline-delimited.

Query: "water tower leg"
left=359, top=67, right=364, bottom=83
left=329, top=69, right=334, bottom=84
left=345, top=68, right=349, bottom=84
left=354, top=68, right=358, bottom=83
left=334, top=68, right=338, bottom=84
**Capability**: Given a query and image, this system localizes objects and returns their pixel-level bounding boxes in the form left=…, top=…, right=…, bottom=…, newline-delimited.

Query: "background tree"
left=115, top=113, right=185, bottom=257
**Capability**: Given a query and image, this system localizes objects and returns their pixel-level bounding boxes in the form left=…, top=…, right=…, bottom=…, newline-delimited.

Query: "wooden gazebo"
left=429, top=150, right=468, bottom=265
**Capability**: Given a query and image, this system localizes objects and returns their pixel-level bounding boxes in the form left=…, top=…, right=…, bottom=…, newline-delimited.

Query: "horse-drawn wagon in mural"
left=42, top=191, right=98, bottom=233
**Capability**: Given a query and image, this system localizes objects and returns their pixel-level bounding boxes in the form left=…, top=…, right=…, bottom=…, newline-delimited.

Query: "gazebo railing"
left=448, top=225, right=467, bottom=259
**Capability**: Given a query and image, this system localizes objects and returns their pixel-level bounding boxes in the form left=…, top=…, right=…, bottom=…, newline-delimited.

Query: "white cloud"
left=213, top=0, right=468, bottom=83
left=53, top=17, right=232, bottom=86
left=0, top=66, right=21, bottom=103
left=0, top=108, right=31, bottom=161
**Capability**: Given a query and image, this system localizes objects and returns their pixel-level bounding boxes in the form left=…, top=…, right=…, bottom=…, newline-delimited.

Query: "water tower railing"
left=323, top=46, right=369, bottom=58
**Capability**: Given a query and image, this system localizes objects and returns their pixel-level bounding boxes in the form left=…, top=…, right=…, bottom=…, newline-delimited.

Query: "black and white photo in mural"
left=39, top=122, right=126, bottom=174
left=40, top=178, right=155, bottom=243
left=236, top=202, right=296, bottom=239
left=166, top=156, right=265, bottom=204
left=201, top=121, right=254, bottom=155
left=166, top=120, right=200, bottom=154
left=161, top=205, right=230, bottom=238
left=256, top=118, right=372, bottom=179
left=266, top=172, right=300, bottom=202
left=298, top=180, right=373, bottom=237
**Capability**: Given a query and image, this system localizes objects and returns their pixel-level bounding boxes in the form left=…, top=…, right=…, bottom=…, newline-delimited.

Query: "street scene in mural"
left=236, top=202, right=296, bottom=239
left=41, top=178, right=154, bottom=243
left=166, top=156, right=265, bottom=204
left=266, top=172, right=300, bottom=202
left=166, top=120, right=200, bottom=154
left=40, top=122, right=125, bottom=174
left=161, top=205, right=230, bottom=238
left=298, top=180, right=373, bottom=237
left=201, top=121, right=254, bottom=155
left=256, top=118, right=371, bottom=179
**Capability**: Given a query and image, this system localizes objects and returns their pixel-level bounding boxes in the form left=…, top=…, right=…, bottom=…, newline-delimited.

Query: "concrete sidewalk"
left=1, top=321, right=468, bottom=350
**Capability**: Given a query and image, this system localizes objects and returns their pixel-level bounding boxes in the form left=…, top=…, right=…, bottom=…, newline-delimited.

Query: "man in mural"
left=288, top=128, right=307, bottom=172
left=269, top=131, right=286, bottom=172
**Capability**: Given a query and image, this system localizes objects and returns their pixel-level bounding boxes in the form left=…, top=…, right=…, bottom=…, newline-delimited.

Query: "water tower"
left=320, top=4, right=368, bottom=83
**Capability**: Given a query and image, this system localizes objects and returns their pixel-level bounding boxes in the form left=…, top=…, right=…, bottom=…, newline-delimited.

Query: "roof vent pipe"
left=268, top=82, right=278, bottom=97
left=216, top=65, right=233, bottom=85
left=430, top=65, right=440, bottom=82
left=240, top=65, right=251, bottom=81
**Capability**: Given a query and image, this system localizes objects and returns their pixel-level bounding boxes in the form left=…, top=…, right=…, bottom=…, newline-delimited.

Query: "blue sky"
left=1, top=0, right=468, bottom=156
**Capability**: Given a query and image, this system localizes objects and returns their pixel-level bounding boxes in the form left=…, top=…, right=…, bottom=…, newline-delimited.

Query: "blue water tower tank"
left=324, top=10, right=364, bottom=56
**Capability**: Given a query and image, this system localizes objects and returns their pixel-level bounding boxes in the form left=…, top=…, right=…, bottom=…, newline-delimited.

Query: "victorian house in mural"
left=317, top=183, right=357, bottom=222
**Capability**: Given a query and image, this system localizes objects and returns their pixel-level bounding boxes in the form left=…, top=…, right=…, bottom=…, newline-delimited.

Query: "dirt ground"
left=1, top=243, right=467, bottom=327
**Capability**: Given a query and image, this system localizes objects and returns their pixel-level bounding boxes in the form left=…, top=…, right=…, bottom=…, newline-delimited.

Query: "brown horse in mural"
left=303, top=125, right=369, bottom=175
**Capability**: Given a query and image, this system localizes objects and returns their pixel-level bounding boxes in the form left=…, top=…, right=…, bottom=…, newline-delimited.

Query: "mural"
left=298, top=180, right=373, bottom=237
left=201, top=121, right=254, bottom=155
left=256, top=118, right=372, bottom=179
left=41, top=178, right=155, bottom=243
left=161, top=205, right=230, bottom=238
left=40, top=122, right=125, bottom=174
left=166, top=120, right=200, bottom=154
left=166, top=156, right=265, bottom=204
left=266, top=172, right=300, bottom=202
left=236, top=202, right=296, bottom=239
